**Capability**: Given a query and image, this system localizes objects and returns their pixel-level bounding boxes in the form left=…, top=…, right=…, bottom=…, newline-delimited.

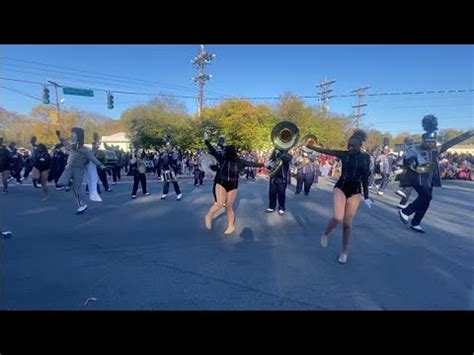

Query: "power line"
left=0, top=76, right=198, bottom=100
left=2, top=65, right=226, bottom=98
left=206, top=89, right=474, bottom=101
left=1, top=56, right=233, bottom=99
left=2, top=74, right=473, bottom=108
left=0, top=56, right=204, bottom=93
left=0, top=85, right=43, bottom=102
left=0, top=77, right=45, bottom=86
left=2, top=68, right=149, bottom=92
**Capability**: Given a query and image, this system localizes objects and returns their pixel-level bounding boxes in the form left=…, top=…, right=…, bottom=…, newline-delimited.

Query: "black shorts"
left=217, top=180, right=238, bottom=192
left=35, top=166, right=50, bottom=173
left=334, top=178, right=361, bottom=199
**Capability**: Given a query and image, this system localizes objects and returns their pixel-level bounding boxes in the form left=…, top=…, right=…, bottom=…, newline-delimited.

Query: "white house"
left=100, top=132, right=132, bottom=152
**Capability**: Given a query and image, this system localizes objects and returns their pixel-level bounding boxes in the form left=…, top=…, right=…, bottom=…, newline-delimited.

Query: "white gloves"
left=204, top=132, right=209, bottom=140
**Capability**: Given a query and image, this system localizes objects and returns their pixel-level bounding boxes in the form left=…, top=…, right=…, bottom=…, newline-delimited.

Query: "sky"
left=0, top=45, right=472, bottom=136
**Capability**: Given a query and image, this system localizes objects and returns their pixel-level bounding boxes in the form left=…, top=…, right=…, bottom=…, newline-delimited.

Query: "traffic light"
left=107, top=92, right=114, bottom=109
left=42, top=87, right=50, bottom=105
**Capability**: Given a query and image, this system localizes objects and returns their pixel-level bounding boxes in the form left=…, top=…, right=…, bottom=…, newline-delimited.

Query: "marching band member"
left=266, top=148, right=293, bottom=214
left=395, top=137, right=415, bottom=209
left=159, top=140, right=182, bottom=201
left=33, top=143, right=51, bottom=202
left=0, top=138, right=13, bottom=194
left=398, top=115, right=473, bottom=233
left=375, top=143, right=390, bottom=196
left=207, top=135, right=225, bottom=203
left=204, top=135, right=264, bottom=235
left=10, top=146, right=24, bottom=184
left=30, top=136, right=41, bottom=188
left=49, top=144, right=67, bottom=191
left=130, top=150, right=150, bottom=199
left=193, top=151, right=204, bottom=186
left=293, top=150, right=318, bottom=196
left=306, top=129, right=372, bottom=264
left=91, top=133, right=112, bottom=193
left=56, top=128, right=107, bottom=214
left=245, top=152, right=257, bottom=180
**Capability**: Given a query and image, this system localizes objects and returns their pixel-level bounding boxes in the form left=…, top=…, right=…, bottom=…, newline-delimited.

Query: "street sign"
left=63, top=87, right=94, bottom=97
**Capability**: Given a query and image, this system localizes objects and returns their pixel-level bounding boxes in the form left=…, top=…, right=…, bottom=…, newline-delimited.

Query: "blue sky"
left=1, top=45, right=472, bottom=135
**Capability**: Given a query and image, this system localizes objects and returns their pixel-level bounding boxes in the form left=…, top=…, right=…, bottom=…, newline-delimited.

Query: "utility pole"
left=317, top=78, right=336, bottom=116
left=351, top=86, right=370, bottom=128
left=191, top=44, right=216, bottom=117
left=48, top=80, right=62, bottom=128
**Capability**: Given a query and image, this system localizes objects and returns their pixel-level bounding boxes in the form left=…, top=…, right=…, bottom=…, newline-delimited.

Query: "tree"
left=1, top=105, right=117, bottom=148
left=120, top=97, right=192, bottom=150
left=393, top=131, right=412, bottom=146
left=202, top=99, right=277, bottom=152
left=272, top=92, right=351, bottom=149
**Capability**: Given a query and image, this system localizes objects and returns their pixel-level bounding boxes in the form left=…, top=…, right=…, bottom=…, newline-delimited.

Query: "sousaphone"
left=268, top=121, right=299, bottom=178
left=300, top=134, right=324, bottom=156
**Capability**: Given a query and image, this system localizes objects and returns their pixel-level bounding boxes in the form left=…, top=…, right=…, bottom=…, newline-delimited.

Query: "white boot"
left=89, top=193, right=102, bottom=202
left=338, top=253, right=348, bottom=264
left=76, top=205, right=88, bottom=214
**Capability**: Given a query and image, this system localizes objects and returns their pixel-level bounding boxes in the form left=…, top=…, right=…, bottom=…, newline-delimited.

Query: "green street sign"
left=63, top=87, right=94, bottom=97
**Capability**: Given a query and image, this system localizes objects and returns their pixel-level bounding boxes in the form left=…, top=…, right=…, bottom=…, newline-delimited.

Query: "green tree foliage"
left=3, top=95, right=471, bottom=154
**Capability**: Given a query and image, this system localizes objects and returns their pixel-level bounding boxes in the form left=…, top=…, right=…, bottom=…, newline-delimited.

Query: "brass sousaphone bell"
left=300, top=134, right=324, bottom=155
left=268, top=121, right=300, bottom=178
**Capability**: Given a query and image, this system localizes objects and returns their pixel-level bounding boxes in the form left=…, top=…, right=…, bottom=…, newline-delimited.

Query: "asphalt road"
left=1, top=173, right=473, bottom=310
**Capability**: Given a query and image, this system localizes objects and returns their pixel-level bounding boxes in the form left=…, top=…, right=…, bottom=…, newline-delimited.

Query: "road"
left=1, top=174, right=473, bottom=310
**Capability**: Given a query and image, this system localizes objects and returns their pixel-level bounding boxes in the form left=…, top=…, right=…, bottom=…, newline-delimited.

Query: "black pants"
left=269, top=179, right=287, bottom=211
left=132, top=173, right=147, bottom=195
left=25, top=165, right=39, bottom=187
left=23, top=165, right=32, bottom=178
left=246, top=168, right=255, bottom=179
left=97, top=167, right=109, bottom=190
left=402, top=185, right=433, bottom=226
left=163, top=180, right=181, bottom=195
left=11, top=168, right=22, bottom=182
left=400, top=186, right=414, bottom=205
left=113, top=165, right=121, bottom=182
left=296, top=172, right=315, bottom=195
left=194, top=170, right=204, bottom=185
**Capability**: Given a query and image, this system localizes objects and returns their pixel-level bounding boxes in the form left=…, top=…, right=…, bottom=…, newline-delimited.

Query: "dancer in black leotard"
left=306, top=130, right=372, bottom=264
left=204, top=137, right=264, bottom=235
